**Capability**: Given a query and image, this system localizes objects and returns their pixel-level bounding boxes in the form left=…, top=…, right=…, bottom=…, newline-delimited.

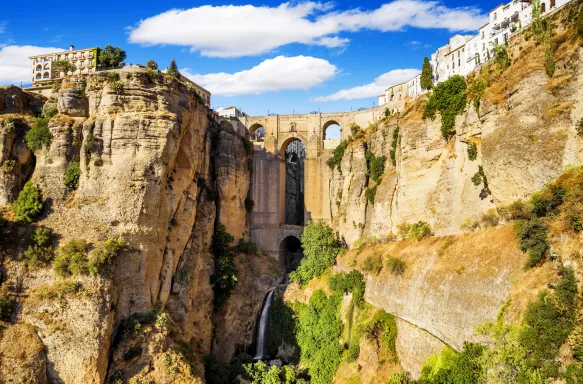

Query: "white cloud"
left=182, top=55, right=337, bottom=96
left=311, top=68, right=420, bottom=102
left=0, top=45, right=62, bottom=85
left=128, top=0, right=487, bottom=57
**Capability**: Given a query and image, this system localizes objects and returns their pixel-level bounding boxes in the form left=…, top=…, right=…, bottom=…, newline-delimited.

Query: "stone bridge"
left=233, top=107, right=388, bottom=263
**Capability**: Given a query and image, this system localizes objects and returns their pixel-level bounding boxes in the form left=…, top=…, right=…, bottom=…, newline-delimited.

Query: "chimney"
left=69, top=45, right=75, bottom=52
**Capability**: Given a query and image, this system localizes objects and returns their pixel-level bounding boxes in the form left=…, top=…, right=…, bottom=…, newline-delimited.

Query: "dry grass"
left=543, top=101, right=576, bottom=121
left=50, top=114, right=74, bottom=126
left=546, top=72, right=574, bottom=94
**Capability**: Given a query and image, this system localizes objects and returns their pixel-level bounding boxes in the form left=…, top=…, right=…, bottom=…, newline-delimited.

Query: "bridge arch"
left=279, top=137, right=306, bottom=226
left=249, top=123, right=266, bottom=141
left=322, top=120, right=341, bottom=140
left=279, top=235, right=304, bottom=272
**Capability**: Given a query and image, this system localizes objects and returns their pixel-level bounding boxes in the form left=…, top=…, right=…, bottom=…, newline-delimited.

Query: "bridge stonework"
left=241, top=107, right=387, bottom=261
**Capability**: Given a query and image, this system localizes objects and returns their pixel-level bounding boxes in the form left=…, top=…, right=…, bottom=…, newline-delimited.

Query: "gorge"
left=1, top=2, right=583, bottom=383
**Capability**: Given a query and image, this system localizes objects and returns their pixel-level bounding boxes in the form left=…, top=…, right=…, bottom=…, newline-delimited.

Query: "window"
left=458, top=59, right=461, bottom=66
left=481, top=31, right=485, bottom=39
left=504, top=33, right=508, bottom=42
left=550, top=0, right=555, bottom=7
left=483, top=43, right=486, bottom=50
left=493, top=12, right=497, bottom=20
left=541, top=2, right=546, bottom=12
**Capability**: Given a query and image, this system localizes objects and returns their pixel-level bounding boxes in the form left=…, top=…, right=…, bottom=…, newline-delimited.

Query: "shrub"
left=235, top=238, right=260, bottom=255
left=545, top=48, right=556, bottom=77
left=471, top=165, right=491, bottom=199
left=571, top=213, right=583, bottom=232
left=111, top=80, right=124, bottom=95
left=85, top=132, right=98, bottom=153
left=24, top=227, right=54, bottom=267
left=531, top=185, right=565, bottom=217
left=467, top=142, right=478, bottom=161
left=521, top=267, right=578, bottom=377
left=64, top=161, right=81, bottom=190
left=417, top=343, right=484, bottom=384
left=25, top=117, right=52, bottom=150
left=499, top=199, right=530, bottom=221
left=365, top=185, right=377, bottom=205
left=118, top=310, right=157, bottom=341
left=107, top=72, right=120, bottom=82
left=390, top=127, right=400, bottom=166
left=365, top=150, right=386, bottom=184
left=210, top=224, right=237, bottom=310
left=359, top=311, right=397, bottom=353
left=388, top=372, right=412, bottom=384
left=361, top=254, right=383, bottom=275
left=242, top=137, right=253, bottom=156
left=328, top=270, right=365, bottom=308
left=245, top=197, right=254, bottom=212
left=493, top=44, right=510, bottom=70
left=327, top=140, right=348, bottom=171
left=565, top=363, right=583, bottom=384
left=42, top=105, right=58, bottom=119
left=53, top=239, right=89, bottom=277
left=145, top=70, right=158, bottom=84
left=409, top=221, right=431, bottom=241
left=481, top=208, right=500, bottom=227
left=13, top=182, right=43, bottom=222
left=516, top=219, right=549, bottom=269
left=146, top=60, right=158, bottom=70
left=385, top=257, right=406, bottom=276
left=576, top=119, right=583, bottom=138
left=349, top=123, right=364, bottom=140
left=87, top=237, right=128, bottom=275
left=422, top=75, right=467, bottom=140
left=290, top=220, right=341, bottom=286
left=384, top=108, right=391, bottom=118
left=0, top=288, right=14, bottom=321
left=397, top=222, right=411, bottom=239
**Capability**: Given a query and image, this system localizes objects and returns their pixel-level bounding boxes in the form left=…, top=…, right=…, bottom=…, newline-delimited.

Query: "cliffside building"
left=216, top=106, right=246, bottom=118
left=29, top=46, right=99, bottom=90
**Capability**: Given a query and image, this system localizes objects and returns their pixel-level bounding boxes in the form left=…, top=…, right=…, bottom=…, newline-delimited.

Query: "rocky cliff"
left=0, top=69, right=275, bottom=383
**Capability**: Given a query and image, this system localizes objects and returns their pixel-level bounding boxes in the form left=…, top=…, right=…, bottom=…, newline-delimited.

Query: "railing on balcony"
left=511, top=12, right=519, bottom=22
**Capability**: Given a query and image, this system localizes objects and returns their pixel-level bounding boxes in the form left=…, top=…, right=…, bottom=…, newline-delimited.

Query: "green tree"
left=420, top=57, right=433, bottom=90
left=422, top=75, right=467, bottom=140
left=52, top=60, right=76, bottom=75
left=64, top=161, right=81, bottom=190
left=168, top=59, right=180, bottom=78
left=99, top=45, right=127, bottom=68
left=24, top=227, right=54, bottom=267
left=146, top=60, right=158, bottom=70
left=25, top=117, right=52, bottom=150
left=210, top=223, right=237, bottom=310
left=13, top=182, right=43, bottom=222
left=290, top=221, right=342, bottom=285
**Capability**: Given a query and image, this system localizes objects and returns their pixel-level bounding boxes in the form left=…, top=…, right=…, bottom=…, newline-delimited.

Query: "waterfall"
left=254, top=289, right=276, bottom=360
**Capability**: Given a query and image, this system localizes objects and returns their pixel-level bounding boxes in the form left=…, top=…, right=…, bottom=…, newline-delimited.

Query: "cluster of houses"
left=378, top=0, right=571, bottom=112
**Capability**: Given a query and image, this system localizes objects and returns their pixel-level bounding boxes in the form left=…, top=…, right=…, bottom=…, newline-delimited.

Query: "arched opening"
left=280, top=138, right=305, bottom=226
left=249, top=123, right=266, bottom=142
left=279, top=236, right=304, bottom=272
left=541, top=2, right=546, bottom=12
left=323, top=120, right=341, bottom=140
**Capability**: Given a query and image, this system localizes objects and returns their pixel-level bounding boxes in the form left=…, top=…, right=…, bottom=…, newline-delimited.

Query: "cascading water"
left=254, top=289, right=276, bottom=360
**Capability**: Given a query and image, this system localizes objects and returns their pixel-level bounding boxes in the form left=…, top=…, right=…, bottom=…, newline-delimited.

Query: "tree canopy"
left=98, top=45, right=126, bottom=68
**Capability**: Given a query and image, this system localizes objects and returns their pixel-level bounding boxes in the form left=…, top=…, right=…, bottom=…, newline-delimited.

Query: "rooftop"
left=29, top=47, right=99, bottom=59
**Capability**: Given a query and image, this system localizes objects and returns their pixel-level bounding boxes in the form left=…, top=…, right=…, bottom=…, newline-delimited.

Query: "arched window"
left=541, top=2, right=546, bottom=12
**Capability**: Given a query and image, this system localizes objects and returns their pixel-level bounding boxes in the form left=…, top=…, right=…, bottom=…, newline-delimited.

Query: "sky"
left=0, top=0, right=496, bottom=115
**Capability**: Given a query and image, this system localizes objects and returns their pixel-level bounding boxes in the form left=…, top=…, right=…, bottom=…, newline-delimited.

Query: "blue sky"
left=0, top=0, right=496, bottom=115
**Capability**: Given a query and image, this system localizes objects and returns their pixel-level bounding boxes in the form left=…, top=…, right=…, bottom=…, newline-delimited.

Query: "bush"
left=210, top=224, right=237, bottom=310
left=481, top=208, right=500, bottom=227
left=493, top=44, right=510, bottom=70
left=290, top=220, right=342, bottom=286
left=516, top=219, right=549, bottom=269
left=146, top=60, right=158, bottom=70
left=576, top=119, right=583, bottom=138
left=111, top=80, right=124, bottom=95
left=328, top=270, right=365, bottom=308
left=422, top=75, right=467, bottom=140
left=53, top=239, right=89, bottom=277
left=64, top=161, right=81, bottom=190
left=365, top=185, right=377, bottom=205
left=390, top=127, right=400, bottom=166
left=327, top=140, right=348, bottom=171
left=42, top=105, right=58, bottom=119
left=545, top=48, right=556, bottom=77
left=25, top=117, right=52, bottom=150
left=565, top=363, right=583, bottom=384
left=235, top=238, right=260, bottom=255
left=531, top=185, right=565, bottom=217
left=24, top=227, right=54, bottom=267
left=384, top=108, right=391, bottom=118
left=385, top=257, right=406, bottom=276
left=471, top=165, right=491, bottom=199
left=349, top=123, right=364, bottom=140
left=409, top=221, right=431, bottom=241
left=499, top=200, right=530, bottom=221
left=85, top=132, right=98, bottom=153
left=0, top=288, right=14, bottom=321
left=417, top=343, right=484, bottom=384
left=245, top=197, right=254, bottom=212
left=359, top=311, right=397, bottom=353
left=87, top=237, right=128, bottom=275
left=467, top=142, right=478, bottom=161
left=388, top=372, right=412, bottom=384
left=521, top=267, right=578, bottom=377
left=13, top=182, right=43, bottom=222
left=365, top=150, right=386, bottom=184
left=571, top=213, right=583, bottom=232
left=361, top=254, right=383, bottom=275
left=242, top=137, right=253, bottom=156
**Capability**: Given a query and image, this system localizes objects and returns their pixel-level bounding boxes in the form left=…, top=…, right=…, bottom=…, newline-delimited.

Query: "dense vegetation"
left=420, top=57, right=433, bottom=90
left=25, top=117, right=52, bottom=150
left=64, top=161, right=81, bottom=190
left=326, top=140, right=348, bottom=171
left=290, top=221, right=342, bottom=285
left=54, top=237, right=128, bottom=277
left=99, top=45, right=126, bottom=68
left=390, top=127, right=400, bottom=166
left=24, top=227, right=54, bottom=267
left=422, top=75, right=467, bottom=140
left=13, top=182, right=44, bottom=222
left=209, top=223, right=238, bottom=310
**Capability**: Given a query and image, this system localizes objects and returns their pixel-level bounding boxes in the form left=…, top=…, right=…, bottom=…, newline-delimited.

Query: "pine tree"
left=420, top=57, right=433, bottom=90
left=168, top=59, right=180, bottom=78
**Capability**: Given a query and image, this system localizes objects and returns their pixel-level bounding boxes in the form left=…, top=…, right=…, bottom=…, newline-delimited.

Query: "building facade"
left=29, top=46, right=99, bottom=87
left=216, top=106, right=246, bottom=118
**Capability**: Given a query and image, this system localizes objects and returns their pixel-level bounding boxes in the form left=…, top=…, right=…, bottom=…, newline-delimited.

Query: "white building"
left=216, top=106, right=245, bottom=118
left=407, top=74, right=425, bottom=99
left=431, top=35, right=475, bottom=84
left=29, top=45, right=99, bottom=88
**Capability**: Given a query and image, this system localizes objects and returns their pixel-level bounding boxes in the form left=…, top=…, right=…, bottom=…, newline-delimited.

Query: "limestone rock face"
left=395, top=319, right=445, bottom=380
left=0, top=323, right=48, bottom=384
left=0, top=116, right=34, bottom=204
left=0, top=86, right=45, bottom=115
left=0, top=68, right=260, bottom=383
left=57, top=81, right=88, bottom=117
